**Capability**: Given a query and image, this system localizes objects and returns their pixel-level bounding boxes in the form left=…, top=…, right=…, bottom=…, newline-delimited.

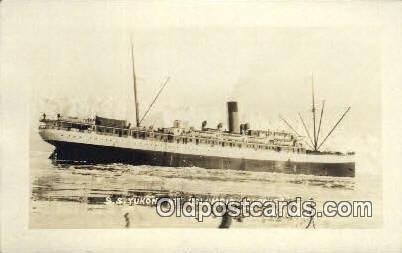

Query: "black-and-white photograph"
left=29, top=27, right=381, bottom=229
left=2, top=1, right=401, bottom=252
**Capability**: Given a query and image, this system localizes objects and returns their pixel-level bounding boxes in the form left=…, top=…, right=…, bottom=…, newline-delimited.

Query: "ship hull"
left=48, top=140, right=355, bottom=177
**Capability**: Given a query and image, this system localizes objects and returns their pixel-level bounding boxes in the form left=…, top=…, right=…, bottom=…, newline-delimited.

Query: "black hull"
left=48, top=141, right=355, bottom=177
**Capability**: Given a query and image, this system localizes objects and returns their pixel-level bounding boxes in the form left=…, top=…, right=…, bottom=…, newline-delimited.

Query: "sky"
left=2, top=2, right=381, bottom=174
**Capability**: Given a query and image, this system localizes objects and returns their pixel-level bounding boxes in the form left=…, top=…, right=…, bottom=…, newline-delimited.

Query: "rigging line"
left=316, top=100, right=325, bottom=149
left=279, top=115, right=301, bottom=136
left=279, top=115, right=314, bottom=150
left=317, top=106, right=351, bottom=150
left=139, top=76, right=170, bottom=124
left=298, top=112, right=315, bottom=150
left=302, top=140, right=315, bottom=151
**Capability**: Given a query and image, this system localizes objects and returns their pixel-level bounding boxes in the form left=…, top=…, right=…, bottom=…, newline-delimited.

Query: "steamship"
left=38, top=45, right=355, bottom=177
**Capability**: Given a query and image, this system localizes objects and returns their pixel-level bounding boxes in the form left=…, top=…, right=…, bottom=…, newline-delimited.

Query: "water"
left=30, top=150, right=382, bottom=229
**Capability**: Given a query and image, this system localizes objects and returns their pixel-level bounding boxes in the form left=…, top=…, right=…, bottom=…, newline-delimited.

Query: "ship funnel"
left=227, top=101, right=240, bottom=134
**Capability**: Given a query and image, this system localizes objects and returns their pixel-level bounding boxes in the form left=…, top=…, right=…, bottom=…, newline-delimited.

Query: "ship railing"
left=39, top=124, right=92, bottom=133
left=94, top=125, right=298, bottom=150
left=124, top=128, right=306, bottom=153
left=126, top=129, right=351, bottom=156
left=40, top=122, right=305, bottom=153
left=39, top=119, right=94, bottom=134
left=40, top=121, right=352, bottom=156
left=40, top=120, right=351, bottom=156
left=41, top=123, right=295, bottom=154
left=40, top=116, right=94, bottom=124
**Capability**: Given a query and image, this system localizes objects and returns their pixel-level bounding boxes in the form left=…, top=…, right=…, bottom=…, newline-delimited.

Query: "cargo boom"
left=39, top=99, right=355, bottom=177
left=38, top=44, right=355, bottom=177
